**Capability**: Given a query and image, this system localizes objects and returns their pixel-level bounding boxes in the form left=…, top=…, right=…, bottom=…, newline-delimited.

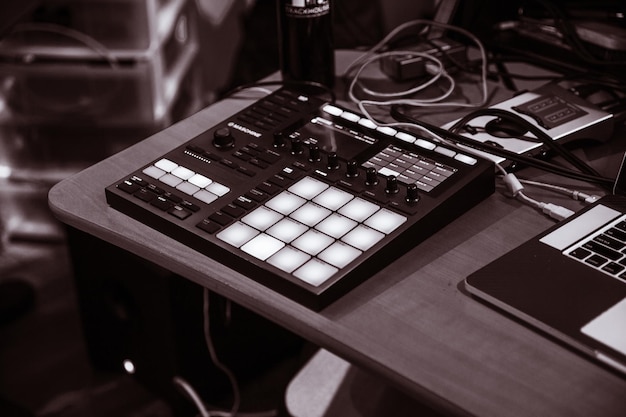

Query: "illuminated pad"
left=216, top=175, right=407, bottom=288
left=143, top=158, right=230, bottom=203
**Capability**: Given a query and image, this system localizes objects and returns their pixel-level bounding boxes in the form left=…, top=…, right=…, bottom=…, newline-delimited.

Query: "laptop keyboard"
left=566, top=214, right=626, bottom=282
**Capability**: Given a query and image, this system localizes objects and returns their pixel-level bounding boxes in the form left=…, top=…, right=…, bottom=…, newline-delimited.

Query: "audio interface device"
left=443, top=83, right=614, bottom=166
left=105, top=88, right=494, bottom=309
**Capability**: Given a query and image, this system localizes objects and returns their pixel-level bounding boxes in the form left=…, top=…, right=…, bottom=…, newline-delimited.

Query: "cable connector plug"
left=502, top=173, right=524, bottom=197
left=540, top=203, right=575, bottom=221
left=572, top=191, right=602, bottom=204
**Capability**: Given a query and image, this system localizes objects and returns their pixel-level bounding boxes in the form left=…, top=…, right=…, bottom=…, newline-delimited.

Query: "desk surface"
left=49, top=51, right=626, bottom=416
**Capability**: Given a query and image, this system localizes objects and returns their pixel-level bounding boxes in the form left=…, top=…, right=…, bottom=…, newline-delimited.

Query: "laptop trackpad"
left=581, top=297, right=626, bottom=356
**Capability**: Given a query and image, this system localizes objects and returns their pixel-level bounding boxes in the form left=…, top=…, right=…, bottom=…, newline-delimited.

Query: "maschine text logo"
left=228, top=122, right=261, bottom=138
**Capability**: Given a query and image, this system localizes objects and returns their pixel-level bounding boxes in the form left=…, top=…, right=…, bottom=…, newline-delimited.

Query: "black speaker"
left=66, top=226, right=304, bottom=412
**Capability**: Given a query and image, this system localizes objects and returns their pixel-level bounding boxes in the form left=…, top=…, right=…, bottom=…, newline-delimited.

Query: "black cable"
left=446, top=107, right=602, bottom=177
left=389, top=105, right=614, bottom=188
left=522, top=0, right=626, bottom=68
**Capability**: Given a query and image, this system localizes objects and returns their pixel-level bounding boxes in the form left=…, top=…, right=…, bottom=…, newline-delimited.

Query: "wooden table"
left=49, top=50, right=626, bottom=416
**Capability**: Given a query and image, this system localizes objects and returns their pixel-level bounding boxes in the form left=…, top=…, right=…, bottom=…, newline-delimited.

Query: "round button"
left=213, top=127, right=235, bottom=149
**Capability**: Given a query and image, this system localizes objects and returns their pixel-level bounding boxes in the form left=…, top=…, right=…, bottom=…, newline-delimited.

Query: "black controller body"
left=105, top=88, right=494, bottom=309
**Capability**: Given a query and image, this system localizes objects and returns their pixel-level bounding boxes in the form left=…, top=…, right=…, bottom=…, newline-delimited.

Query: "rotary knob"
left=213, top=127, right=235, bottom=149
left=385, top=175, right=399, bottom=194
left=327, top=152, right=340, bottom=170
left=346, top=160, right=359, bottom=178
left=308, top=144, right=321, bottom=162
left=273, top=132, right=286, bottom=148
left=291, top=138, right=304, bottom=155
left=406, top=183, right=420, bottom=203
left=365, top=167, right=379, bottom=186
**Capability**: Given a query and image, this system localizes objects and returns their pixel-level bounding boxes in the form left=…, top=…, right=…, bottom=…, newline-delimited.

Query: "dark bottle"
left=277, top=0, right=335, bottom=89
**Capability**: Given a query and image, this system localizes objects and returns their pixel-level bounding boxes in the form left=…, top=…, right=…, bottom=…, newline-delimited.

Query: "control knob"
left=308, top=144, right=321, bottom=162
left=273, top=132, right=286, bottom=148
left=291, top=138, right=304, bottom=155
left=346, top=160, right=359, bottom=178
left=406, top=183, right=420, bottom=203
left=365, top=167, right=379, bottom=186
left=385, top=175, right=399, bottom=194
left=213, top=127, right=235, bottom=149
left=327, top=152, right=340, bottom=170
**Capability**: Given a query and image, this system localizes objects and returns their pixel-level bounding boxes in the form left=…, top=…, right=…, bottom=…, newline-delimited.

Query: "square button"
left=312, top=186, right=354, bottom=211
left=266, top=218, right=308, bottom=243
left=341, top=225, right=385, bottom=251
left=206, top=182, right=230, bottom=197
left=364, top=208, right=407, bottom=234
left=318, top=241, right=362, bottom=268
left=293, top=259, right=337, bottom=287
left=241, top=233, right=285, bottom=261
left=292, top=229, right=334, bottom=256
left=265, top=191, right=306, bottom=215
left=242, top=206, right=283, bottom=231
left=216, top=221, right=259, bottom=248
left=290, top=202, right=331, bottom=227
left=338, top=197, right=379, bottom=222
left=176, top=182, right=200, bottom=196
left=188, top=174, right=213, bottom=188
left=172, top=166, right=195, bottom=180
left=288, top=176, right=329, bottom=200
left=267, top=246, right=311, bottom=273
left=143, top=165, right=165, bottom=179
left=194, top=190, right=218, bottom=204
left=154, top=158, right=178, bottom=172
left=160, top=173, right=183, bottom=187
left=315, top=213, right=357, bottom=239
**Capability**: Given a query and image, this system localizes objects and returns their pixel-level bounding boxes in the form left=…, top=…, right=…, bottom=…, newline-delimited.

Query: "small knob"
left=291, top=138, right=304, bottom=155
left=406, top=183, right=419, bottom=203
left=273, top=132, right=286, bottom=148
left=308, top=144, right=321, bottom=162
left=365, top=167, right=379, bottom=186
left=327, top=152, right=339, bottom=170
left=385, top=175, right=399, bottom=194
left=213, top=127, right=235, bottom=149
left=346, top=160, right=359, bottom=178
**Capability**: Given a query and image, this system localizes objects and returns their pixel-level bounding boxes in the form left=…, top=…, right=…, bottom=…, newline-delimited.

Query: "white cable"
left=344, top=19, right=490, bottom=113
left=173, top=376, right=211, bottom=417
left=518, top=179, right=602, bottom=204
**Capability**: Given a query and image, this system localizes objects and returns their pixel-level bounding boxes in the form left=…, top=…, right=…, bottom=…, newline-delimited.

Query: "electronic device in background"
left=105, top=88, right=495, bottom=309
left=379, top=37, right=467, bottom=82
left=489, top=2, right=626, bottom=79
left=442, top=82, right=615, bottom=167
left=379, top=0, right=465, bottom=82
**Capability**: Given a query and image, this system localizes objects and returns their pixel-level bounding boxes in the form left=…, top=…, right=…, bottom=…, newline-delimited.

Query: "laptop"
left=465, top=192, right=626, bottom=376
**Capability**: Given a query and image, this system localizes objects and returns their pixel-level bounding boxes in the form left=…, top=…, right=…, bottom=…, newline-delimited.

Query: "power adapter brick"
left=379, top=37, right=467, bottom=82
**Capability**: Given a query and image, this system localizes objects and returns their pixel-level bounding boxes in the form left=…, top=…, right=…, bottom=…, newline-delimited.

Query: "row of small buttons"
left=567, top=216, right=626, bottom=281
left=116, top=174, right=201, bottom=221
left=142, top=158, right=230, bottom=206
left=364, top=145, right=457, bottom=193
left=322, top=104, right=478, bottom=166
left=184, top=141, right=279, bottom=178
